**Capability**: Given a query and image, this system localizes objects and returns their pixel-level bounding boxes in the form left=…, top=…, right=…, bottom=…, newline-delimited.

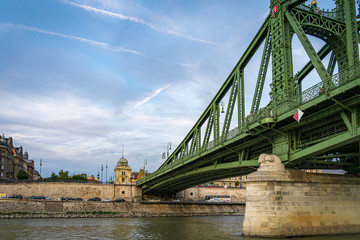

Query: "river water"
left=1, top=216, right=359, bottom=240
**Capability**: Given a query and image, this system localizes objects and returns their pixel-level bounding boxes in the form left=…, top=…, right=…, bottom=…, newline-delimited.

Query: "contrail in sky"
left=0, top=22, right=200, bottom=67
left=0, top=23, right=154, bottom=58
left=63, top=0, right=218, bottom=45
left=134, top=84, right=171, bottom=109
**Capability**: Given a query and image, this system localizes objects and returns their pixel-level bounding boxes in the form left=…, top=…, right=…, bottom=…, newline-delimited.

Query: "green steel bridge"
left=137, top=0, right=360, bottom=195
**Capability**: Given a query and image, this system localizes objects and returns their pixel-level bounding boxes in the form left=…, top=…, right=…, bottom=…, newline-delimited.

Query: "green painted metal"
left=138, top=0, right=360, bottom=195
left=237, top=69, right=245, bottom=129
left=251, top=28, right=272, bottom=115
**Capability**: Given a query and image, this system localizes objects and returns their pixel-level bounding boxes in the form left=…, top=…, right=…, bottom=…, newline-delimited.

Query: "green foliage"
left=43, top=170, right=87, bottom=182
left=16, top=169, right=29, bottom=181
left=58, top=169, right=69, bottom=179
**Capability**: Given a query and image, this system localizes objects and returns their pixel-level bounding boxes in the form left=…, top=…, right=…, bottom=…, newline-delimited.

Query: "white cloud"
left=0, top=86, right=200, bottom=176
left=293, top=47, right=307, bottom=56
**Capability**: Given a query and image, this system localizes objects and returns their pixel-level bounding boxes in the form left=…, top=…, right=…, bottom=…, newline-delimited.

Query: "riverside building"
left=0, top=134, right=36, bottom=182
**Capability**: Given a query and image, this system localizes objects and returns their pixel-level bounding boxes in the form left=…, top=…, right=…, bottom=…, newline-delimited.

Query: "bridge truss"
left=137, top=0, right=360, bottom=195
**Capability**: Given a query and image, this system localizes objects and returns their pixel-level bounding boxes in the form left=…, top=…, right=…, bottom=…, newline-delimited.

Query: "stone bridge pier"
left=243, top=154, right=360, bottom=238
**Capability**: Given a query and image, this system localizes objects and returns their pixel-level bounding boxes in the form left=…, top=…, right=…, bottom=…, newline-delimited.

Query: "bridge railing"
left=138, top=63, right=360, bottom=186
left=296, top=4, right=337, bottom=19
left=301, top=81, right=325, bottom=103
left=301, top=63, right=360, bottom=104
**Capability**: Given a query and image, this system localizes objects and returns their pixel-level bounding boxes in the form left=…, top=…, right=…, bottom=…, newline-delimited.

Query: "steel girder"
left=137, top=1, right=360, bottom=194
left=156, top=15, right=270, bottom=170
left=251, top=28, right=272, bottom=115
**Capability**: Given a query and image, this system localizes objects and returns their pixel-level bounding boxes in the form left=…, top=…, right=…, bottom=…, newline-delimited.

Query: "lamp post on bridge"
left=220, top=101, right=225, bottom=133
left=220, top=101, right=225, bottom=113
left=167, top=142, right=172, bottom=158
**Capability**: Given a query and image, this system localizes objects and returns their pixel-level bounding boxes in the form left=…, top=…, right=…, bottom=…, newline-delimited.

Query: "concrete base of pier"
left=242, top=155, right=360, bottom=238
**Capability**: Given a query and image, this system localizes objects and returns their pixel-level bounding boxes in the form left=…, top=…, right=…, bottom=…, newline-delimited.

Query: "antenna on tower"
left=122, top=144, right=124, bottom=158
left=144, top=159, right=147, bottom=171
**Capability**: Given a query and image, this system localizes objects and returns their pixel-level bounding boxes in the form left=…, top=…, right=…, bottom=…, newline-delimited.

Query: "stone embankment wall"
left=0, top=182, right=141, bottom=201
left=0, top=182, right=246, bottom=202
left=0, top=200, right=245, bottom=218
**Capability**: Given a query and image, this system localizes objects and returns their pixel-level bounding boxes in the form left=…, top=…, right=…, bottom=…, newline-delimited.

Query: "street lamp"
left=220, top=101, right=225, bottom=113
left=101, top=164, right=103, bottom=183
left=220, top=102, right=225, bottom=132
left=40, top=159, right=42, bottom=181
left=106, top=163, right=108, bottom=184
left=130, top=176, right=134, bottom=202
left=167, top=142, right=172, bottom=158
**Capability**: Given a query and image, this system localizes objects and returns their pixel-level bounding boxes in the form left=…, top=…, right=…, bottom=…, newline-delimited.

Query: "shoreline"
left=0, top=211, right=244, bottom=219
left=0, top=200, right=245, bottom=219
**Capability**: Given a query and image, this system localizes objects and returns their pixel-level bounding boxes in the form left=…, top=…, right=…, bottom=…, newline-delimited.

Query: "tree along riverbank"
left=0, top=200, right=245, bottom=219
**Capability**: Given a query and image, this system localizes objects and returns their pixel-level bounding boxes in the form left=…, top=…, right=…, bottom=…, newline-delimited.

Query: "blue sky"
left=0, top=0, right=340, bottom=179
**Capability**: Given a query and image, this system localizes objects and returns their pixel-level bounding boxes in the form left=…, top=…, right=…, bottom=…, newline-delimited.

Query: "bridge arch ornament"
left=258, top=154, right=285, bottom=172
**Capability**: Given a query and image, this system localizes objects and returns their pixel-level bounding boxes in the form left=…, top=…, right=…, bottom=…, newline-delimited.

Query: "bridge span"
left=137, top=0, right=360, bottom=196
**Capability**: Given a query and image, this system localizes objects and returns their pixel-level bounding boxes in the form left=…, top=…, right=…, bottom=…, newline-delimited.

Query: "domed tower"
left=114, top=156, right=133, bottom=184
left=117, top=157, right=128, bottom=168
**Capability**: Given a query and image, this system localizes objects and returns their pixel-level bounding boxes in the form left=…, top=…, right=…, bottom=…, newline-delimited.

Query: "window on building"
left=1, top=166, right=3, bottom=170
left=0, top=172, right=3, bottom=177
left=122, top=178, right=125, bottom=182
left=122, top=191, right=125, bottom=194
left=122, top=171, right=125, bottom=175
left=229, top=183, right=232, bottom=187
left=190, top=192, right=193, bottom=196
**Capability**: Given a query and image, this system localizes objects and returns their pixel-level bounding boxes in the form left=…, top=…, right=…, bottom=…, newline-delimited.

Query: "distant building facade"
left=87, top=175, right=101, bottom=183
left=202, top=176, right=247, bottom=188
left=114, top=156, right=135, bottom=184
left=214, top=176, right=247, bottom=188
left=0, top=134, right=37, bottom=182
